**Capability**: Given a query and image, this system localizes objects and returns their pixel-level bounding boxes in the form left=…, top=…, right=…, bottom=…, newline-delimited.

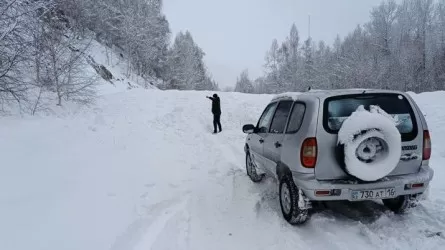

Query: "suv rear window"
left=323, top=93, right=418, bottom=141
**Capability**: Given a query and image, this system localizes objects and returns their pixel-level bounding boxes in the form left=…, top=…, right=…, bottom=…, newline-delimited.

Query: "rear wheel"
left=279, top=175, right=309, bottom=225
left=383, top=194, right=419, bottom=214
left=246, top=153, right=264, bottom=183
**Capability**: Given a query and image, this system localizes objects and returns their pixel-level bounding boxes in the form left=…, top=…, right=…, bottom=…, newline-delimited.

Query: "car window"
left=324, top=93, right=418, bottom=141
left=286, top=103, right=306, bottom=133
left=257, top=102, right=277, bottom=133
left=269, top=101, right=293, bottom=134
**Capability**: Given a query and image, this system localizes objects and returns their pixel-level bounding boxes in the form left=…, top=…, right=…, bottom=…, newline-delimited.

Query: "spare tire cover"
left=337, top=105, right=402, bottom=182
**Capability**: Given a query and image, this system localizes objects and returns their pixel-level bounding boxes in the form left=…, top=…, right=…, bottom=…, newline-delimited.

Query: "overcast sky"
left=163, top=0, right=385, bottom=88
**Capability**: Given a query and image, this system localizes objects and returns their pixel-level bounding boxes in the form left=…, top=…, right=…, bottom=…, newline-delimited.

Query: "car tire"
left=246, top=153, right=264, bottom=183
left=383, top=194, right=418, bottom=214
left=279, top=175, right=309, bottom=225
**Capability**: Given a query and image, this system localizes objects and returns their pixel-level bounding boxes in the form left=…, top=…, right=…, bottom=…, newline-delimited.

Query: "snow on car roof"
left=271, top=92, right=302, bottom=101
left=271, top=88, right=404, bottom=102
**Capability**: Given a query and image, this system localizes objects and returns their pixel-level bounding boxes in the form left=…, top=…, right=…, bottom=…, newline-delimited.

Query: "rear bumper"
left=292, top=166, right=434, bottom=201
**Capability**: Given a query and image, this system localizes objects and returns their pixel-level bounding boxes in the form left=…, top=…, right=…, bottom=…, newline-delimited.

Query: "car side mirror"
left=243, top=124, right=256, bottom=134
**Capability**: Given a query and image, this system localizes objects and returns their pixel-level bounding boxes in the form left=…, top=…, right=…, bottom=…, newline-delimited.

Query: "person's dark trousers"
left=213, top=113, right=222, bottom=133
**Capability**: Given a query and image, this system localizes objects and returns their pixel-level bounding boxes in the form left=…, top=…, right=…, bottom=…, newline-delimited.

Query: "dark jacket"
left=208, top=96, right=221, bottom=115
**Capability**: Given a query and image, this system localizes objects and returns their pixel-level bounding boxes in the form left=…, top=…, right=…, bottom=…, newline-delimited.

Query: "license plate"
left=351, top=188, right=396, bottom=201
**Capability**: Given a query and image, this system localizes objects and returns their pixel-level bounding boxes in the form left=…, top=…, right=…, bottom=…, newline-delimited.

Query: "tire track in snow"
left=109, top=195, right=190, bottom=250
left=133, top=197, right=190, bottom=250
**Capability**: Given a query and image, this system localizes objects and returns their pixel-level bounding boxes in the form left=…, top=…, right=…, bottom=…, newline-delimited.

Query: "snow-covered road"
left=1, top=89, right=445, bottom=250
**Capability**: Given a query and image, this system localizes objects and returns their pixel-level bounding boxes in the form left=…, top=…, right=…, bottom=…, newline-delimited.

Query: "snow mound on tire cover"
left=338, top=105, right=402, bottom=181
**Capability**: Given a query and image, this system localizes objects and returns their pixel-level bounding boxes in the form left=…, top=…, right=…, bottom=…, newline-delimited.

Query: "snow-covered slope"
left=1, top=89, right=445, bottom=250
left=85, top=39, right=159, bottom=95
left=0, top=38, right=157, bottom=116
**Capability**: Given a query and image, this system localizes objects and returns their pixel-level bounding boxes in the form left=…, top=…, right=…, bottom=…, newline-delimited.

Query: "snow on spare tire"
left=337, top=105, right=402, bottom=182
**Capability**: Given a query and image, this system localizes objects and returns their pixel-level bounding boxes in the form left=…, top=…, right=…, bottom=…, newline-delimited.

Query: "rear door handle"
left=259, top=138, right=264, bottom=144
left=275, top=141, right=282, bottom=148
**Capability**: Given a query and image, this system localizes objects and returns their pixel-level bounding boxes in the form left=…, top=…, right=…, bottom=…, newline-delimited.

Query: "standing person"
left=206, top=94, right=222, bottom=133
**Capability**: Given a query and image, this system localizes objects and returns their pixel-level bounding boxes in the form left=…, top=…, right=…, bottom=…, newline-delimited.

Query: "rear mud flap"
left=298, top=189, right=312, bottom=210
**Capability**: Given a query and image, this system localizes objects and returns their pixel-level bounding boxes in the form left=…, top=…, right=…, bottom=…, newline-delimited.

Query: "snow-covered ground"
left=1, top=88, right=445, bottom=250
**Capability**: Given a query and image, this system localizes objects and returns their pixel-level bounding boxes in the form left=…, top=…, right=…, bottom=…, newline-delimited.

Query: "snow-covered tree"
left=264, top=39, right=283, bottom=93
left=432, top=0, right=445, bottom=89
left=164, top=31, right=215, bottom=91
left=301, top=37, right=317, bottom=91
left=37, top=14, right=96, bottom=106
left=287, top=24, right=301, bottom=91
left=52, top=0, right=171, bottom=82
left=248, top=0, right=445, bottom=94
left=235, top=69, right=254, bottom=93
left=253, top=77, right=269, bottom=94
left=0, top=0, right=53, bottom=105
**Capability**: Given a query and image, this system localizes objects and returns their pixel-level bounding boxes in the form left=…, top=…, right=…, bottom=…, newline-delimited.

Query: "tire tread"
left=280, top=175, right=309, bottom=225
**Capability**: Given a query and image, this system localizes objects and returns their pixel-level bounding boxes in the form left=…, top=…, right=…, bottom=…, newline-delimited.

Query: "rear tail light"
left=412, top=183, right=424, bottom=188
left=423, top=130, right=431, bottom=160
left=405, top=183, right=425, bottom=190
left=301, top=137, right=317, bottom=168
left=315, top=189, right=342, bottom=196
left=315, top=190, right=331, bottom=196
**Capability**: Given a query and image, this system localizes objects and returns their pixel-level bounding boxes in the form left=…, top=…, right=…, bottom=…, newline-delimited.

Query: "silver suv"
left=242, top=89, right=434, bottom=225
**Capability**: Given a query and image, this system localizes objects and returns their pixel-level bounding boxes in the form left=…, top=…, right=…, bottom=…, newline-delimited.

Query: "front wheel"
left=246, top=153, right=264, bottom=183
left=279, top=175, right=309, bottom=225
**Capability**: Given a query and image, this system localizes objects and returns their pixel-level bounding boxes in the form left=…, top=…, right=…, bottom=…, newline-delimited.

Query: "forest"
left=235, top=0, right=445, bottom=94
left=1, top=0, right=217, bottom=113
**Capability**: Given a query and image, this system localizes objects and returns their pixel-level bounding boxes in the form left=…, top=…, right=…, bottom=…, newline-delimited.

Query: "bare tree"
left=0, top=0, right=54, bottom=113
left=40, top=27, right=97, bottom=106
